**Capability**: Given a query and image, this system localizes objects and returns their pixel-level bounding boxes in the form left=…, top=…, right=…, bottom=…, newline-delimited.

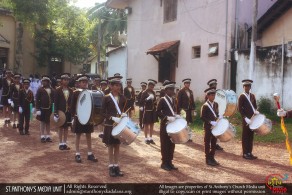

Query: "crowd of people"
left=0, top=69, right=290, bottom=177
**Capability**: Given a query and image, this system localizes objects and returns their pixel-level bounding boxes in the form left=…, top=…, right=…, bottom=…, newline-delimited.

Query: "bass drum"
left=215, top=89, right=238, bottom=117
left=76, top=90, right=104, bottom=125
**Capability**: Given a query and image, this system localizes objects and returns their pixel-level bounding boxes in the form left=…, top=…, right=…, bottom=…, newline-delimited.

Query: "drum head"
left=215, top=89, right=227, bottom=116
left=250, top=114, right=266, bottom=130
left=212, top=118, right=229, bottom=136
left=76, top=90, right=93, bottom=125
left=112, top=117, right=128, bottom=136
left=166, top=118, right=187, bottom=134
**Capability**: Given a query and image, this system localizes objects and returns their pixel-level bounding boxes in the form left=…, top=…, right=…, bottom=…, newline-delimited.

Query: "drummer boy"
left=101, top=75, right=127, bottom=177
left=71, top=75, right=98, bottom=163
left=200, top=87, right=220, bottom=166
left=156, top=81, right=179, bottom=171
left=238, top=79, right=258, bottom=160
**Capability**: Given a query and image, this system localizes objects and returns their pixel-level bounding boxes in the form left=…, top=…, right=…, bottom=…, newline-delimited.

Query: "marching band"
left=0, top=69, right=278, bottom=176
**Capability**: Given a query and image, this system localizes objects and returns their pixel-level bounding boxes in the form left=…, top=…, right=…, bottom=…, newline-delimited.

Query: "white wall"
left=127, top=0, right=236, bottom=100
left=107, top=47, right=127, bottom=84
left=236, top=49, right=292, bottom=109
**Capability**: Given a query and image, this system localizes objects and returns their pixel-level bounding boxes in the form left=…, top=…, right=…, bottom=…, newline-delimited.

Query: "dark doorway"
left=158, top=52, right=176, bottom=82
left=49, top=57, right=63, bottom=76
left=0, top=47, right=8, bottom=70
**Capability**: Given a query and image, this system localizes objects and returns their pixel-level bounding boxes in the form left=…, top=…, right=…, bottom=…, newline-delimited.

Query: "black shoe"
left=216, top=144, right=224, bottom=151
left=169, top=163, right=178, bottom=170
left=149, top=139, right=156, bottom=144
left=206, top=158, right=218, bottom=166
left=250, top=153, right=258, bottom=159
left=16, top=124, right=19, bottom=128
left=145, top=140, right=150, bottom=144
left=109, top=167, right=117, bottom=177
left=161, top=163, right=172, bottom=171
left=211, top=157, right=220, bottom=165
left=59, top=145, right=64, bottom=150
left=87, top=154, right=98, bottom=162
left=188, top=139, right=193, bottom=142
left=63, top=145, right=70, bottom=150
left=46, top=137, right=52, bottom=142
left=75, top=155, right=82, bottom=163
left=114, top=166, right=124, bottom=177
left=243, top=153, right=254, bottom=160
left=41, top=137, right=46, bottom=143
left=98, top=133, right=104, bottom=139
left=13, top=124, right=16, bottom=129
left=4, top=120, right=7, bottom=124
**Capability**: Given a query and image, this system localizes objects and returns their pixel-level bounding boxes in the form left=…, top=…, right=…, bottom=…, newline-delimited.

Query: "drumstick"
left=273, top=93, right=281, bottom=109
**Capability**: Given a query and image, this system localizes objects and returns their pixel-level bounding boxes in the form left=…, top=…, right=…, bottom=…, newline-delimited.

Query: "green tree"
left=87, top=3, right=127, bottom=73
left=5, top=0, right=92, bottom=72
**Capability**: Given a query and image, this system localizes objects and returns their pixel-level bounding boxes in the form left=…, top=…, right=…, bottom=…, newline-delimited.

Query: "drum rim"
left=166, top=118, right=188, bottom=133
left=76, top=89, right=94, bottom=125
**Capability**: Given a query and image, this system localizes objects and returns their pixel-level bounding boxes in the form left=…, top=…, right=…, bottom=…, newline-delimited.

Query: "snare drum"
left=215, top=89, right=238, bottom=117
left=249, top=114, right=272, bottom=135
left=112, top=117, right=140, bottom=145
left=212, top=118, right=236, bottom=142
left=76, top=90, right=104, bottom=125
left=166, top=118, right=190, bottom=144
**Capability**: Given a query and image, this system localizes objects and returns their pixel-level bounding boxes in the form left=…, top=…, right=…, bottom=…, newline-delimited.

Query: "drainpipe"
left=235, top=0, right=239, bottom=49
left=223, top=0, right=228, bottom=89
left=281, top=38, right=284, bottom=107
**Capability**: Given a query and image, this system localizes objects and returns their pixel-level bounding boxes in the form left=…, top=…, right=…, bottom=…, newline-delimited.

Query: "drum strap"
left=205, top=102, right=217, bottom=118
left=109, top=93, right=122, bottom=115
left=163, top=96, right=175, bottom=116
left=242, top=93, right=256, bottom=113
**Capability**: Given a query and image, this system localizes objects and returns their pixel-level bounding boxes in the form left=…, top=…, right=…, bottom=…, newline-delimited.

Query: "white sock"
left=88, top=152, right=93, bottom=155
left=76, top=152, right=80, bottom=156
left=46, top=135, right=50, bottom=138
left=108, top=164, right=114, bottom=167
left=41, top=135, right=45, bottom=138
left=59, top=143, right=62, bottom=146
left=113, top=164, right=118, bottom=167
left=144, top=138, right=148, bottom=141
left=149, top=137, right=153, bottom=140
left=147, top=137, right=151, bottom=141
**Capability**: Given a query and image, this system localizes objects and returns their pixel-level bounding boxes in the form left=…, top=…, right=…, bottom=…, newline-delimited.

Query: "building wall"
left=127, top=0, right=235, bottom=100
left=0, top=14, right=16, bottom=69
left=261, top=8, right=292, bottom=47
left=236, top=47, right=292, bottom=109
left=107, top=47, right=127, bottom=84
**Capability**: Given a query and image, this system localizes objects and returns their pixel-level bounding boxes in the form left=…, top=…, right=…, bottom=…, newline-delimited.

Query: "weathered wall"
left=127, top=0, right=236, bottom=100
left=0, top=14, right=16, bottom=69
left=261, top=8, right=292, bottom=47
left=236, top=45, right=292, bottom=108
left=107, top=47, right=127, bottom=84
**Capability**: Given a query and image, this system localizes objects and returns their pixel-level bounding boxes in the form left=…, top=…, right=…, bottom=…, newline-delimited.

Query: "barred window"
left=192, top=46, right=201, bottom=58
left=164, top=0, right=178, bottom=23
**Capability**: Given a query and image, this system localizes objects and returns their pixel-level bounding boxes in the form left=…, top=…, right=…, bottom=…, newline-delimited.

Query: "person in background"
left=54, top=73, right=73, bottom=150
left=200, top=87, right=220, bottom=166
left=137, top=82, right=147, bottom=129
left=71, top=75, right=98, bottom=163
left=35, top=75, right=54, bottom=143
left=10, top=73, right=22, bottom=129
left=140, top=79, right=158, bottom=144
left=123, top=78, right=135, bottom=118
left=18, top=79, right=35, bottom=135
